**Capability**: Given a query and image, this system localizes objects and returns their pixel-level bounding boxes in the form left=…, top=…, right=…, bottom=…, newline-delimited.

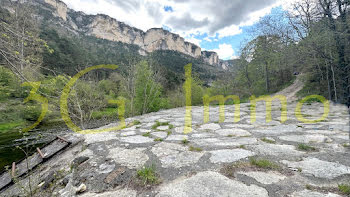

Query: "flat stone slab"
left=305, top=130, right=340, bottom=135
left=97, top=163, right=116, bottom=174
left=333, top=134, right=349, bottom=140
left=139, top=129, right=151, bottom=133
left=251, top=120, right=281, bottom=126
left=282, top=157, right=350, bottom=179
left=174, top=126, right=198, bottom=134
left=279, top=134, right=332, bottom=143
left=156, top=171, right=268, bottom=197
left=194, top=137, right=258, bottom=147
left=166, top=135, right=188, bottom=141
left=119, top=135, right=154, bottom=144
left=120, top=131, right=136, bottom=137
left=84, top=133, right=118, bottom=144
left=225, top=124, right=255, bottom=129
left=290, top=190, right=341, bottom=197
left=157, top=125, right=170, bottom=131
left=251, top=144, right=304, bottom=157
left=109, top=147, right=149, bottom=169
left=151, top=142, right=204, bottom=168
left=215, top=129, right=251, bottom=137
left=191, top=133, right=215, bottom=138
left=254, top=125, right=302, bottom=135
left=198, top=123, right=221, bottom=131
left=152, top=132, right=168, bottom=139
left=209, top=149, right=255, bottom=163
left=238, top=171, right=286, bottom=184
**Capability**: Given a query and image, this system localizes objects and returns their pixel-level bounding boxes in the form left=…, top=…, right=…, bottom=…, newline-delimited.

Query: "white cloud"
left=60, top=0, right=288, bottom=60
left=62, top=0, right=166, bottom=31
left=185, top=36, right=201, bottom=46
left=61, top=0, right=279, bottom=38
left=203, top=37, right=212, bottom=42
left=217, top=25, right=243, bottom=38
left=211, top=44, right=236, bottom=60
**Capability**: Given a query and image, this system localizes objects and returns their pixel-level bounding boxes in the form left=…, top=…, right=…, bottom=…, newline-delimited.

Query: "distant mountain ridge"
left=33, top=0, right=234, bottom=70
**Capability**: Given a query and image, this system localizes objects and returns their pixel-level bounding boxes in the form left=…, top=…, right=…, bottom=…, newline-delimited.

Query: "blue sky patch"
left=164, top=6, right=173, bottom=12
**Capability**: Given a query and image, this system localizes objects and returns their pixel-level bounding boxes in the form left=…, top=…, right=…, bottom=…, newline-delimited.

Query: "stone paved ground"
left=2, top=101, right=350, bottom=197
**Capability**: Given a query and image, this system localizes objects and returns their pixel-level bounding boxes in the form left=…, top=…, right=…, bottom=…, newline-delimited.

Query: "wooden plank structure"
left=0, top=136, right=71, bottom=191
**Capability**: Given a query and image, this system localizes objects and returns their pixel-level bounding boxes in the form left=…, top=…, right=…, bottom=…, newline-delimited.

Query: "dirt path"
left=274, top=76, right=304, bottom=102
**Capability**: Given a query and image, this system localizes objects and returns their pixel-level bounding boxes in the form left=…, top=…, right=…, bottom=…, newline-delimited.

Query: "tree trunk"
left=326, top=61, right=332, bottom=100
left=265, top=61, right=270, bottom=93
left=245, top=63, right=252, bottom=88
left=330, top=63, right=338, bottom=102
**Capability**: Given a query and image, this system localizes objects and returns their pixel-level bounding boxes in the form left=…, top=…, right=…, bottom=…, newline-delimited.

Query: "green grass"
left=167, top=131, right=172, bottom=136
left=297, top=144, right=317, bottom=151
left=91, top=108, right=117, bottom=119
left=248, top=104, right=256, bottom=109
left=343, top=143, right=350, bottom=148
left=133, top=120, right=141, bottom=125
left=261, top=138, right=275, bottom=144
left=142, top=132, right=151, bottom=137
left=181, top=138, right=189, bottom=145
left=137, top=165, right=159, bottom=185
left=306, top=184, right=312, bottom=190
left=127, top=120, right=142, bottom=127
left=0, top=120, right=26, bottom=133
left=301, top=114, right=312, bottom=117
left=151, top=121, right=170, bottom=130
left=154, top=138, right=163, bottom=142
left=339, top=184, right=350, bottom=196
left=189, top=146, right=202, bottom=152
left=239, top=145, right=246, bottom=149
left=249, top=158, right=280, bottom=170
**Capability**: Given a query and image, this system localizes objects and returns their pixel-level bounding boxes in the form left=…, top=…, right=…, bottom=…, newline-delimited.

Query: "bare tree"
left=0, top=0, right=49, bottom=82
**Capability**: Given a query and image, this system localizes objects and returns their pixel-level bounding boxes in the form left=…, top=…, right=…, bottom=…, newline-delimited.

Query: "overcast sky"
left=61, top=0, right=295, bottom=60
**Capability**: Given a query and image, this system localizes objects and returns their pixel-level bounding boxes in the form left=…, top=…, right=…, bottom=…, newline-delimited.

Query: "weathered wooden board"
left=0, top=137, right=70, bottom=191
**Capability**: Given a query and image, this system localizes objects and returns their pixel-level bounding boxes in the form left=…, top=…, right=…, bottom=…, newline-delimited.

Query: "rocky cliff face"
left=86, top=14, right=145, bottom=47
left=44, top=0, right=67, bottom=21
left=73, top=14, right=203, bottom=59
left=144, top=28, right=202, bottom=58
left=201, top=51, right=219, bottom=66
left=37, top=0, right=228, bottom=68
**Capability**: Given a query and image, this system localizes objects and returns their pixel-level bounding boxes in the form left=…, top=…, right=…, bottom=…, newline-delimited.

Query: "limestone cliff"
left=86, top=14, right=145, bottom=47
left=68, top=13, right=205, bottom=60
left=44, top=0, right=67, bottom=21
left=201, top=51, right=219, bottom=66
left=38, top=0, right=229, bottom=68
left=144, top=28, right=202, bottom=58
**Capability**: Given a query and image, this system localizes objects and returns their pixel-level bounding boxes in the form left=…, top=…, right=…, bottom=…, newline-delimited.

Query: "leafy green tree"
left=134, top=61, right=166, bottom=115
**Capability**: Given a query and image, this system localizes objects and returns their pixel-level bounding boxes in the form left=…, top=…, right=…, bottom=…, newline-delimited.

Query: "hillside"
left=21, top=0, right=232, bottom=69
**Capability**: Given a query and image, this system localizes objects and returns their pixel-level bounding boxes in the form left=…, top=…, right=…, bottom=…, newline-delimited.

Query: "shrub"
left=261, top=138, right=276, bottom=144
left=249, top=158, right=280, bottom=169
left=297, top=144, right=317, bottom=152
left=0, top=66, right=23, bottom=100
left=22, top=105, right=42, bottom=121
left=339, top=184, right=350, bottom=196
left=137, top=165, right=159, bottom=185
left=189, top=146, right=202, bottom=152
